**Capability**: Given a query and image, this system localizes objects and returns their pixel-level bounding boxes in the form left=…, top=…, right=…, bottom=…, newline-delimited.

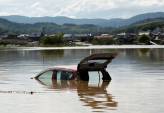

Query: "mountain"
left=111, top=18, right=164, bottom=33
left=1, top=12, right=164, bottom=27
left=0, top=18, right=113, bottom=34
left=0, top=12, right=164, bottom=35
left=0, top=15, right=112, bottom=27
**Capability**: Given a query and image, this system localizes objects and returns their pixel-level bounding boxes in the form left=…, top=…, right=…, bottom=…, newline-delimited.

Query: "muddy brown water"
left=0, top=47, right=164, bottom=113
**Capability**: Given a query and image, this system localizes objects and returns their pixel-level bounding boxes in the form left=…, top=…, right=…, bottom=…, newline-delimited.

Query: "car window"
left=57, top=71, right=61, bottom=80
left=38, top=70, right=53, bottom=79
left=88, top=71, right=103, bottom=83
left=56, top=71, right=73, bottom=80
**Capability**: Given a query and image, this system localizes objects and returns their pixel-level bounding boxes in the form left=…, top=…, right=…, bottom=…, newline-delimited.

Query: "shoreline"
left=0, top=45, right=164, bottom=51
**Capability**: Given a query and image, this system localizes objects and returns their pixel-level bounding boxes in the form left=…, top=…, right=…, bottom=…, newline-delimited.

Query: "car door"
left=56, top=70, right=74, bottom=80
left=77, top=53, right=117, bottom=81
left=78, top=53, right=117, bottom=71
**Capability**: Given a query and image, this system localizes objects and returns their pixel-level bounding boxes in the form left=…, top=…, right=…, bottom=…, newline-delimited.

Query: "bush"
left=138, top=35, right=150, bottom=44
left=91, top=38, right=114, bottom=45
left=40, top=33, right=64, bottom=45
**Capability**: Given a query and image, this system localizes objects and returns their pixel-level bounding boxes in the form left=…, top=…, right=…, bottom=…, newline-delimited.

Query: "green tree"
left=40, top=33, right=64, bottom=45
left=138, top=34, right=150, bottom=44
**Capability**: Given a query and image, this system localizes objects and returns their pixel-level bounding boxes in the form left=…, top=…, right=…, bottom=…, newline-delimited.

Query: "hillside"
left=0, top=16, right=164, bottom=35
left=1, top=12, right=164, bottom=27
left=0, top=18, right=113, bottom=34
left=112, top=18, right=164, bottom=33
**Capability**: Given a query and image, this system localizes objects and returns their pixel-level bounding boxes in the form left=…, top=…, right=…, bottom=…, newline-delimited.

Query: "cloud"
left=31, top=2, right=40, bottom=8
left=0, top=0, right=164, bottom=18
left=53, top=0, right=121, bottom=18
left=133, top=0, right=164, bottom=7
left=53, top=0, right=164, bottom=18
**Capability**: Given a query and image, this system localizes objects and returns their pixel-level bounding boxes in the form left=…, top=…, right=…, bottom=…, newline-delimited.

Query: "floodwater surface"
left=0, top=47, right=164, bottom=113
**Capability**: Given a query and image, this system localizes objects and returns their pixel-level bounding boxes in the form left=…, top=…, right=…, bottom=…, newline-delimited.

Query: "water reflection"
left=36, top=79, right=118, bottom=112
left=77, top=81, right=118, bottom=112
left=122, top=48, right=164, bottom=62
left=40, top=50, right=64, bottom=59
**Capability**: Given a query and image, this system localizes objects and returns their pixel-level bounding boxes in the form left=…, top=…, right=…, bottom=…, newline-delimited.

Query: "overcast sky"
left=0, top=0, right=164, bottom=19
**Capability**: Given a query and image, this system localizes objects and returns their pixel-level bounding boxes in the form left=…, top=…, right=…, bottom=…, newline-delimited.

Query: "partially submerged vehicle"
left=34, top=53, right=117, bottom=81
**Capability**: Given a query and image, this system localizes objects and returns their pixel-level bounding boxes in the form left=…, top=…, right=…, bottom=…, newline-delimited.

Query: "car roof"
left=34, top=65, right=77, bottom=79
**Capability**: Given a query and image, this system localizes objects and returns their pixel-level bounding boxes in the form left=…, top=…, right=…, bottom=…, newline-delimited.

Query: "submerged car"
left=34, top=53, right=117, bottom=81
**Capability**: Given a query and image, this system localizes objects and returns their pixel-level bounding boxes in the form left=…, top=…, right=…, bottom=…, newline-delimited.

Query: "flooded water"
left=0, top=47, right=164, bottom=113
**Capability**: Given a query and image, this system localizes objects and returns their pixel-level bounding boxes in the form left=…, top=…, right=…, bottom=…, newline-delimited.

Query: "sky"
left=0, top=0, right=164, bottom=19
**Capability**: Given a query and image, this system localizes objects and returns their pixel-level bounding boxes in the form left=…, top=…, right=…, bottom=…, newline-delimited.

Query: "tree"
left=138, top=34, right=150, bottom=44
left=40, top=33, right=64, bottom=45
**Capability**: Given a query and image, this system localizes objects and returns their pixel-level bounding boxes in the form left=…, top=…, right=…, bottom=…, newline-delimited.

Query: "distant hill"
left=0, top=18, right=113, bottom=34
left=1, top=12, right=164, bottom=27
left=112, top=18, right=164, bottom=33
left=0, top=14, right=164, bottom=35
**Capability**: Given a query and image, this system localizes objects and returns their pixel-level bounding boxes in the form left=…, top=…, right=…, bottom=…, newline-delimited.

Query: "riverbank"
left=1, top=45, right=164, bottom=51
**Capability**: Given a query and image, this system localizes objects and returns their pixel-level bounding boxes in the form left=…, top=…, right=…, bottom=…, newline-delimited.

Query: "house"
left=63, top=34, right=93, bottom=42
left=138, top=31, right=150, bottom=36
left=152, top=27, right=162, bottom=34
left=116, top=33, right=137, bottom=44
left=6, top=34, right=18, bottom=39
left=149, top=31, right=164, bottom=40
left=63, top=34, right=74, bottom=41
left=152, top=32, right=164, bottom=40
left=116, top=32, right=126, bottom=38
left=29, top=33, right=42, bottom=41
left=0, top=34, right=29, bottom=45
left=0, top=34, right=8, bottom=39
left=94, top=34, right=113, bottom=40
left=159, top=33, right=164, bottom=39
left=74, top=34, right=93, bottom=42
left=17, top=34, right=30, bottom=39
left=92, top=34, right=114, bottom=45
